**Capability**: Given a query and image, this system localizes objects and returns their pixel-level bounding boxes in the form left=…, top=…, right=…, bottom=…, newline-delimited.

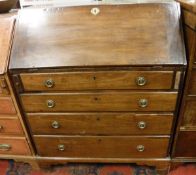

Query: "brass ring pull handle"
left=0, top=144, right=11, bottom=151
left=58, top=144, right=65, bottom=151
left=47, top=100, right=55, bottom=108
left=136, top=145, right=145, bottom=152
left=51, top=121, right=60, bottom=129
left=138, top=99, right=148, bottom=108
left=138, top=121, right=146, bottom=129
left=136, top=76, right=147, bottom=86
left=45, top=79, right=55, bottom=88
left=91, top=7, right=100, bottom=16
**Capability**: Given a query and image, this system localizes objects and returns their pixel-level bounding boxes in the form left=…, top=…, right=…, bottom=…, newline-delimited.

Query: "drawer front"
left=182, top=100, right=196, bottom=128
left=34, top=136, right=169, bottom=158
left=0, top=97, right=16, bottom=114
left=175, top=131, right=196, bottom=157
left=188, top=69, right=196, bottom=94
left=0, top=137, right=31, bottom=155
left=0, top=77, right=9, bottom=95
left=0, top=118, right=23, bottom=135
left=20, top=71, right=174, bottom=91
left=183, top=26, right=195, bottom=61
left=0, top=76, right=2, bottom=95
left=21, top=92, right=177, bottom=112
left=27, top=113, right=173, bottom=135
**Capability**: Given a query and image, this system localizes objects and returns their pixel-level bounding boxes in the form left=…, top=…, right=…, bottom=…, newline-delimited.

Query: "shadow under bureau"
left=8, top=2, right=186, bottom=173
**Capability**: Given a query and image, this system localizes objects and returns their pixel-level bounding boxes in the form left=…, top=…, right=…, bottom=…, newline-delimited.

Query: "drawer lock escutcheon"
left=136, top=76, right=147, bottom=86
left=138, top=121, right=146, bottom=129
left=136, top=145, right=145, bottom=152
left=58, top=144, right=65, bottom=151
left=45, top=79, right=55, bottom=88
left=138, top=99, right=148, bottom=108
left=47, top=100, right=55, bottom=108
left=51, top=121, right=60, bottom=129
left=0, top=144, right=11, bottom=151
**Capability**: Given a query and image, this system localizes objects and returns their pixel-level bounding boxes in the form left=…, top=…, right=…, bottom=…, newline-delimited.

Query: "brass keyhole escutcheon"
left=91, top=7, right=100, bottom=16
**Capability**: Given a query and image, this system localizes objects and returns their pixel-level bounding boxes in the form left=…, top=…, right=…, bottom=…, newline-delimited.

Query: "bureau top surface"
left=9, top=2, right=186, bottom=70
left=0, top=15, right=15, bottom=74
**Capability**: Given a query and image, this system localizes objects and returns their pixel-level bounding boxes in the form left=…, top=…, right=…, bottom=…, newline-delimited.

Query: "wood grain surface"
left=34, top=136, right=169, bottom=158
left=175, top=131, right=196, bottom=157
left=188, top=69, right=196, bottom=94
left=0, top=97, right=16, bottom=115
left=0, top=136, right=31, bottom=155
left=27, top=113, right=173, bottom=135
left=181, top=99, right=196, bottom=129
left=20, top=71, right=174, bottom=91
left=10, top=3, right=186, bottom=69
left=0, top=117, right=23, bottom=135
left=0, top=17, right=15, bottom=74
left=20, top=91, right=177, bottom=112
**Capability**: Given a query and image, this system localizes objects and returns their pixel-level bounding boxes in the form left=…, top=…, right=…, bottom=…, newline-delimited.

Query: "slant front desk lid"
left=10, top=2, right=186, bottom=69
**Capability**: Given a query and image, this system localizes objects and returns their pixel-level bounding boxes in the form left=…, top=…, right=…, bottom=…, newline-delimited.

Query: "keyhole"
left=94, top=97, right=98, bottom=101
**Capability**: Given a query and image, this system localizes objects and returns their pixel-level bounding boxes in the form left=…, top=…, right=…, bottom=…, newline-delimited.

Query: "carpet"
left=0, top=160, right=196, bottom=175
left=169, top=164, right=196, bottom=175
left=0, top=160, right=157, bottom=175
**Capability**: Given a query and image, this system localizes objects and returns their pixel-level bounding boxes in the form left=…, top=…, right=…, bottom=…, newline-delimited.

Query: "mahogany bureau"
left=0, top=15, right=32, bottom=160
left=172, top=0, right=196, bottom=167
left=8, top=2, right=186, bottom=174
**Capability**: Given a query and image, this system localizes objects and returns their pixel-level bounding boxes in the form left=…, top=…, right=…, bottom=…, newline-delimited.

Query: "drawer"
left=20, top=71, right=174, bottom=91
left=0, top=97, right=16, bottom=114
left=21, top=92, right=177, bottom=112
left=34, top=136, right=169, bottom=158
left=0, top=76, right=2, bottom=95
left=188, top=69, right=196, bottom=94
left=0, top=137, right=31, bottom=155
left=183, top=26, right=195, bottom=61
left=27, top=113, right=173, bottom=135
left=0, top=118, right=23, bottom=135
left=182, top=100, right=196, bottom=128
left=0, top=77, right=9, bottom=95
left=175, top=131, right=196, bottom=157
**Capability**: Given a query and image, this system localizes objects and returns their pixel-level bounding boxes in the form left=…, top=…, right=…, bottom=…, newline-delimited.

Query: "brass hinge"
left=0, top=78, right=9, bottom=94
